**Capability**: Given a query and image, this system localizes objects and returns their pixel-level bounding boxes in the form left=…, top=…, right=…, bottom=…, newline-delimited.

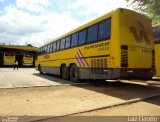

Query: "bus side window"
left=50, top=44, right=53, bottom=53
left=49, top=44, right=52, bottom=53
left=87, top=24, right=98, bottom=43
left=60, top=38, right=66, bottom=50
left=43, top=47, right=45, bottom=54
left=65, top=36, right=71, bottom=48
left=71, top=33, right=78, bottom=47
left=98, top=19, right=111, bottom=40
left=47, top=45, right=50, bottom=53
left=78, top=29, right=86, bottom=45
left=45, top=46, right=47, bottom=54
left=52, top=42, right=56, bottom=52
left=56, top=41, right=60, bottom=51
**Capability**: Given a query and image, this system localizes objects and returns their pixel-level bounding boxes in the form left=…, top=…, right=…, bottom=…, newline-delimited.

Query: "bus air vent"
left=121, top=45, right=128, bottom=67
left=91, top=58, right=107, bottom=74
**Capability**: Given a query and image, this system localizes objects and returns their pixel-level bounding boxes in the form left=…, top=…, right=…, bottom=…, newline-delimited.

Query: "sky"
left=0, top=0, right=129, bottom=47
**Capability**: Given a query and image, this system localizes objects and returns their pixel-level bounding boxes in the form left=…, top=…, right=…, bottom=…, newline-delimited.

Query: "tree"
left=0, top=42, right=5, bottom=45
left=126, top=0, right=160, bottom=24
left=27, top=44, right=33, bottom=47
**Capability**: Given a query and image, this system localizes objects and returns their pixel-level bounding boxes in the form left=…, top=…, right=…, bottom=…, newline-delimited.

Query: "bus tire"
left=61, top=65, right=69, bottom=80
left=70, top=64, right=79, bottom=82
left=38, top=65, right=43, bottom=74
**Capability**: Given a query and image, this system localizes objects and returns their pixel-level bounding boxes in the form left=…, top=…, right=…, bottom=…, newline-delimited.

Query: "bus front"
left=119, top=9, right=154, bottom=79
left=3, top=52, right=15, bottom=65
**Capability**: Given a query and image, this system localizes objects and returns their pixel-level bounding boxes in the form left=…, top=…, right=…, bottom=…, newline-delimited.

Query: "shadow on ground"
left=33, top=73, right=160, bottom=106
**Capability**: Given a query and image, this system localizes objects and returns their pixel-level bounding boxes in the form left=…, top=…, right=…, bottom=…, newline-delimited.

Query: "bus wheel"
left=61, top=65, right=69, bottom=80
left=70, top=64, right=79, bottom=82
left=38, top=65, right=43, bottom=74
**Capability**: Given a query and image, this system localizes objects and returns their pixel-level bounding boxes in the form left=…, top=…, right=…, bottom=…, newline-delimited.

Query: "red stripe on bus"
left=77, top=51, right=86, bottom=67
left=78, top=49, right=89, bottom=67
left=75, top=55, right=82, bottom=67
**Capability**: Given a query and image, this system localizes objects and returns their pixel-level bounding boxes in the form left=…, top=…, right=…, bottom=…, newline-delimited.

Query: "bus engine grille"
left=91, top=58, right=107, bottom=74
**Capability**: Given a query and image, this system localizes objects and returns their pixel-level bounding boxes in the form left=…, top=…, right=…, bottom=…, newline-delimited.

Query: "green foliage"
left=126, top=0, right=160, bottom=25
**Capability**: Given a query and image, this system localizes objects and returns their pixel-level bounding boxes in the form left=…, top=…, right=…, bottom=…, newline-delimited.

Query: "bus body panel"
left=37, top=40, right=112, bottom=79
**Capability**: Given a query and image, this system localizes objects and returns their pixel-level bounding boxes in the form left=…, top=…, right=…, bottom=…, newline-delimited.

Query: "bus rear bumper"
left=120, top=68, right=155, bottom=80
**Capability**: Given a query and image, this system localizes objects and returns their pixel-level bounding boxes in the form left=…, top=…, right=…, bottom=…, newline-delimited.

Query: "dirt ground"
left=0, top=82, right=159, bottom=122
left=0, top=68, right=159, bottom=122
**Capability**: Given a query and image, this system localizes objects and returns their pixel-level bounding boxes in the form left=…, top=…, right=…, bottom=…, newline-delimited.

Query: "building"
left=0, top=45, right=37, bottom=67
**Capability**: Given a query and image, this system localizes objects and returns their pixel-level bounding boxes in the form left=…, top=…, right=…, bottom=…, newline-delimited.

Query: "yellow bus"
left=36, top=8, right=154, bottom=82
left=153, top=24, right=160, bottom=77
left=23, top=52, right=34, bottom=66
left=3, top=52, right=15, bottom=65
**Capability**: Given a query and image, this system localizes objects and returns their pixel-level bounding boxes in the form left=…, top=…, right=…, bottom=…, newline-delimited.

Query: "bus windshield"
left=25, top=53, right=33, bottom=58
left=5, top=52, right=14, bottom=56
